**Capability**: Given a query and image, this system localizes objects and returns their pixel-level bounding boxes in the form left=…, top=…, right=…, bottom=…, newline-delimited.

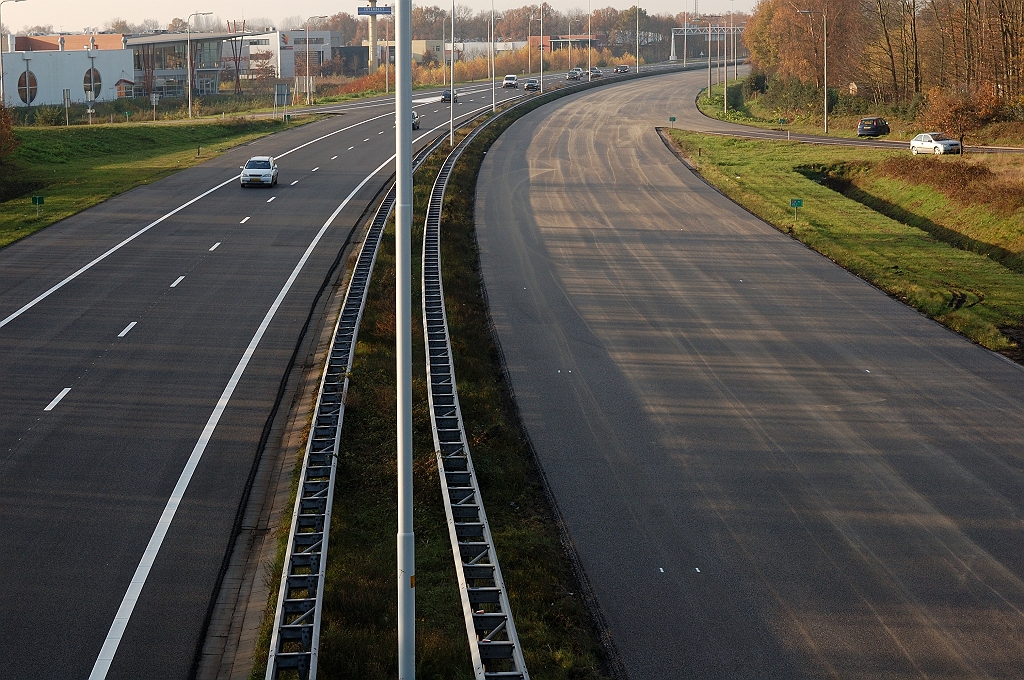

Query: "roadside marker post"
left=791, top=197, right=802, bottom=220
left=669, top=116, right=676, bottom=128
left=32, top=195, right=44, bottom=217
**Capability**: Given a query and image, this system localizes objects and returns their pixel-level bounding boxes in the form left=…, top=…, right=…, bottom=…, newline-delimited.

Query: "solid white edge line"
left=0, top=109, right=399, bottom=331
left=44, top=387, right=71, bottom=411
left=170, top=276, right=184, bottom=288
left=210, top=242, right=221, bottom=251
left=117, top=322, right=137, bottom=337
left=88, top=150, right=398, bottom=680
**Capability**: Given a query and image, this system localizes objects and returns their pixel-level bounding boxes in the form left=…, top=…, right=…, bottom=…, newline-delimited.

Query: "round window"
left=18, top=71, right=38, bottom=104
left=84, top=68, right=102, bottom=99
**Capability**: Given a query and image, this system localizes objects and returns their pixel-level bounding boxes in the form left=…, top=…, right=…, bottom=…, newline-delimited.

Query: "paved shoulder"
left=476, top=72, right=1024, bottom=679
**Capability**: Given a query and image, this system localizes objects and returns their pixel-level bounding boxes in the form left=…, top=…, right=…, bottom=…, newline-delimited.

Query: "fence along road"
left=475, top=69, right=1024, bottom=679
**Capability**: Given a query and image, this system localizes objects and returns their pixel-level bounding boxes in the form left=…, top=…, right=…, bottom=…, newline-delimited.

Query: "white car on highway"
left=910, top=132, right=962, bottom=155
left=240, top=156, right=279, bottom=187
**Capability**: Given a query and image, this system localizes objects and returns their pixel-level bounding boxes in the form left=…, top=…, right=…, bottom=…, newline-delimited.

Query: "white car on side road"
left=240, top=156, right=278, bottom=187
left=910, top=132, right=962, bottom=155
left=502, top=74, right=518, bottom=88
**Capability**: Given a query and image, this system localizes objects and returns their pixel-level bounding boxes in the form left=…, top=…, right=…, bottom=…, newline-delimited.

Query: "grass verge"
left=0, top=117, right=309, bottom=249
left=663, top=129, right=1024, bottom=355
left=314, top=104, right=611, bottom=677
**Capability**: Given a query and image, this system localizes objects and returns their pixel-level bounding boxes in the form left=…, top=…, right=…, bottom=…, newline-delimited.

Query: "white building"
left=1, top=36, right=133, bottom=107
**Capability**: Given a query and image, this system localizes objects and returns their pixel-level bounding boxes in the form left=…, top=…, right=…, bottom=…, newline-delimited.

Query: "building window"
left=84, top=69, right=102, bottom=98
left=18, top=70, right=37, bottom=104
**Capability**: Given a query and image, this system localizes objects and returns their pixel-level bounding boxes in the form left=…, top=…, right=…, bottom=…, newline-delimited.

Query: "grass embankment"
left=697, top=81, right=1024, bottom=146
left=664, top=129, right=1024, bottom=355
left=0, top=118, right=306, bottom=249
left=295, top=113, right=609, bottom=678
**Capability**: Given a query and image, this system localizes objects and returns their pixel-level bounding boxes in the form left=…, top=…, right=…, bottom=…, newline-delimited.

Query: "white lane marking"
left=209, top=242, right=220, bottom=251
left=659, top=567, right=664, bottom=573
left=239, top=217, right=250, bottom=224
left=0, top=109, right=399, bottom=332
left=88, top=149, right=398, bottom=680
left=170, top=276, right=184, bottom=288
left=117, top=322, right=137, bottom=337
left=378, top=130, right=385, bottom=135
left=348, top=146, right=354, bottom=150
left=290, top=180, right=298, bottom=185
left=363, top=138, right=370, bottom=142
left=267, top=196, right=276, bottom=203
left=0, top=176, right=237, bottom=329
left=44, top=388, right=71, bottom=411
left=312, top=167, right=319, bottom=172
left=695, top=567, right=701, bottom=573
left=331, top=155, right=338, bottom=160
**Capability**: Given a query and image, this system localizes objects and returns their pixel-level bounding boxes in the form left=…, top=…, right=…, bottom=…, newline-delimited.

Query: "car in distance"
left=910, top=132, right=962, bottom=155
left=240, top=156, right=278, bottom=187
left=613, top=64, right=630, bottom=73
left=441, top=89, right=458, bottom=102
left=588, top=67, right=603, bottom=78
left=566, top=68, right=583, bottom=80
left=857, top=117, right=890, bottom=137
left=523, top=78, right=540, bottom=91
left=502, top=74, right=518, bottom=88
left=412, top=110, right=420, bottom=130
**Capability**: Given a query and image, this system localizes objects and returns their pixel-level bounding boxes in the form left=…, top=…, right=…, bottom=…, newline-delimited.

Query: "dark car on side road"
left=857, top=117, right=890, bottom=137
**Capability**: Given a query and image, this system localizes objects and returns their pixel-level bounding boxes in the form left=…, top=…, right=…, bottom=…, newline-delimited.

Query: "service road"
left=476, top=68, right=1024, bottom=679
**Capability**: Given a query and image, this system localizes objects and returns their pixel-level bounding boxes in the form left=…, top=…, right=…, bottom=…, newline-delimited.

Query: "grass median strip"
left=303, top=115, right=611, bottom=678
left=0, top=118, right=307, bottom=249
left=663, top=129, right=1024, bottom=356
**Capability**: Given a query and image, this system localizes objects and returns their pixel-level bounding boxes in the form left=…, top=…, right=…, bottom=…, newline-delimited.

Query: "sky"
left=2, top=0, right=757, bottom=35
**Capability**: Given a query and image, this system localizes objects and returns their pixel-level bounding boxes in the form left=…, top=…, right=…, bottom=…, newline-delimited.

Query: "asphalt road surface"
left=476, top=68, right=1024, bottom=679
left=0, top=82, right=533, bottom=679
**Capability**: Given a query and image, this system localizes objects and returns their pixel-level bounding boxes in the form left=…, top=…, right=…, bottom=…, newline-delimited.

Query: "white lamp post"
left=587, top=0, right=592, bottom=81
left=490, top=0, right=495, bottom=112
left=306, top=15, right=327, bottom=106
left=567, top=19, right=576, bottom=73
left=539, top=3, right=544, bottom=92
left=394, top=0, right=414, bottom=675
left=635, top=6, right=640, bottom=73
left=449, top=0, right=454, bottom=145
left=0, top=0, right=28, bottom=109
left=798, top=9, right=828, bottom=133
left=187, top=12, right=211, bottom=119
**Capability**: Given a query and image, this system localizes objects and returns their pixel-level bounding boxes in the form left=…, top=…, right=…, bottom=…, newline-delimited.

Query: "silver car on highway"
left=240, top=156, right=279, bottom=187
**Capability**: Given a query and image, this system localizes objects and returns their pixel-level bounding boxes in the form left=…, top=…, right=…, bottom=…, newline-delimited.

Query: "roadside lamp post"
left=449, top=0, right=454, bottom=145
left=441, top=16, right=447, bottom=86
left=394, top=0, right=414, bottom=675
left=587, top=0, right=592, bottom=80
left=0, top=0, right=27, bottom=108
left=186, top=12, right=211, bottom=119
left=635, top=5, right=640, bottom=73
left=305, top=15, right=327, bottom=106
left=723, top=12, right=728, bottom=113
left=539, top=3, right=544, bottom=92
left=490, top=0, right=495, bottom=112
left=798, top=9, right=827, bottom=133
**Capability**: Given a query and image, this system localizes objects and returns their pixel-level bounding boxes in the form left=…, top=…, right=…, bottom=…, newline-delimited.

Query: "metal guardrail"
left=421, top=121, right=530, bottom=679
left=264, top=66, right=687, bottom=677
left=265, top=130, right=454, bottom=680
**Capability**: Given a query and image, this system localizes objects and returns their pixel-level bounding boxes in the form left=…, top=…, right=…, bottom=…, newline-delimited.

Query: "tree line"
left=745, top=0, right=1024, bottom=108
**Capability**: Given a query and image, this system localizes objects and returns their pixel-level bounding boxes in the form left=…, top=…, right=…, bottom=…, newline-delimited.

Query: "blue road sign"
left=358, top=6, right=393, bottom=14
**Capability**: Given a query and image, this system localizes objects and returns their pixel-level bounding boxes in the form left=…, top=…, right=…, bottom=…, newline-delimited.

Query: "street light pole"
left=490, top=0, right=495, bottom=112
left=394, top=0, right=415, bottom=675
left=635, top=5, right=640, bottom=73
left=0, top=0, right=28, bottom=109
left=539, top=3, right=544, bottom=92
left=449, top=0, right=454, bottom=145
left=587, top=0, right=592, bottom=80
left=187, top=12, right=211, bottom=119
left=306, top=15, right=327, bottom=106
left=798, top=9, right=828, bottom=133
left=567, top=19, right=574, bottom=73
